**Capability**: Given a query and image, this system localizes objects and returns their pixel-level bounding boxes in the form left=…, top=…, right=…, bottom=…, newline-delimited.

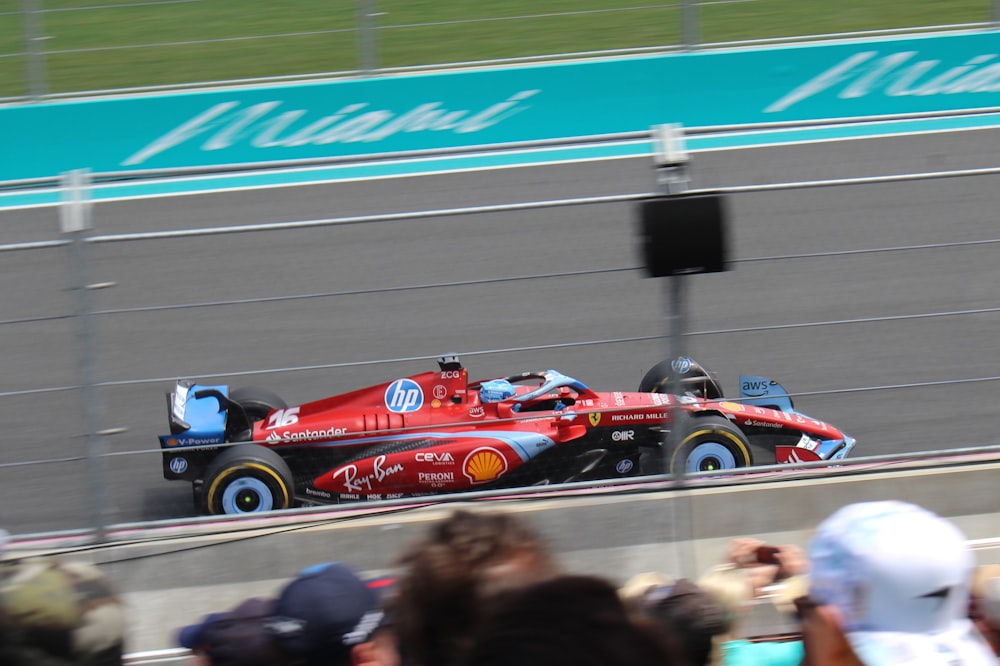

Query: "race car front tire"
left=668, top=415, right=752, bottom=476
left=638, top=358, right=724, bottom=400
left=201, top=444, right=294, bottom=515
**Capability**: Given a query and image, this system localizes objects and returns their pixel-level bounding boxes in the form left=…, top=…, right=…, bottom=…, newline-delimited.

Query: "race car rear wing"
left=158, top=380, right=252, bottom=447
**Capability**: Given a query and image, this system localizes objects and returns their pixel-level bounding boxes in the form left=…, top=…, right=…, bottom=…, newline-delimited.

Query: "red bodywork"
left=159, top=357, right=855, bottom=513
left=248, top=366, right=845, bottom=499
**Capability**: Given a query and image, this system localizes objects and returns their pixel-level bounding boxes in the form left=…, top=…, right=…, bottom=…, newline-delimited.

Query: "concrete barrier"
left=7, top=456, right=1000, bottom=653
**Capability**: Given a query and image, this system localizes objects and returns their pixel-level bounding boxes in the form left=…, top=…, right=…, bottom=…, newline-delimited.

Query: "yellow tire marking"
left=670, top=427, right=751, bottom=473
left=207, top=462, right=290, bottom=513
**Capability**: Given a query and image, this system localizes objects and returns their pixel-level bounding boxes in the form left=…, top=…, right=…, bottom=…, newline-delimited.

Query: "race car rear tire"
left=669, top=415, right=752, bottom=476
left=229, top=387, right=287, bottom=423
left=201, top=444, right=294, bottom=515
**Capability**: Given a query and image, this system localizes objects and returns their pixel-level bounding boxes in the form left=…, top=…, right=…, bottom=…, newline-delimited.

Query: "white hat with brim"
left=848, top=622, right=995, bottom=665
left=809, top=500, right=996, bottom=666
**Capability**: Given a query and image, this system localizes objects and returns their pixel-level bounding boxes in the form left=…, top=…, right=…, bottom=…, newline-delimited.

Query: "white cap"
left=808, top=500, right=995, bottom=665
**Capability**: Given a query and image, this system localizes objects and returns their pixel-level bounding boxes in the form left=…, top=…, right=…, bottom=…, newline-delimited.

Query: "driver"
left=479, top=379, right=516, bottom=403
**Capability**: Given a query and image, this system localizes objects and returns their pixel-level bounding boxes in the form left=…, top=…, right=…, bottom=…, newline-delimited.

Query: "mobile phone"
left=755, top=545, right=780, bottom=564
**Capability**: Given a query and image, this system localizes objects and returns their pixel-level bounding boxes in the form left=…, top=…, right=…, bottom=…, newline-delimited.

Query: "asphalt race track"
left=3, top=128, right=1000, bottom=534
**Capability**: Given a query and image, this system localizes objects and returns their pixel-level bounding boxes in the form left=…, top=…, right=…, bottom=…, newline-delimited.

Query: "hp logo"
left=385, top=379, right=424, bottom=413
left=671, top=357, right=692, bottom=373
left=169, top=457, right=188, bottom=474
left=615, top=459, right=634, bottom=474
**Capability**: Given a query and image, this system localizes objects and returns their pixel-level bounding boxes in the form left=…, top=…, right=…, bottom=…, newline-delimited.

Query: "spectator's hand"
left=721, top=538, right=778, bottom=597
left=721, top=539, right=808, bottom=595
left=723, top=538, right=767, bottom=567
left=772, top=544, right=809, bottom=578
left=798, top=598, right=864, bottom=666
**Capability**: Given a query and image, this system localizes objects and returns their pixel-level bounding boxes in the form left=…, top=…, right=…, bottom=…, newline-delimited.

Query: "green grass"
left=0, top=0, right=994, bottom=97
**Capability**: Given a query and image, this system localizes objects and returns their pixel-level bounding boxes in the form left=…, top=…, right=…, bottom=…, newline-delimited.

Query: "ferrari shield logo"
left=589, top=413, right=601, bottom=427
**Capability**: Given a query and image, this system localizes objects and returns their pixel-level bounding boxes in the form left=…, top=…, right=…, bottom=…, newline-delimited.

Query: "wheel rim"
left=221, top=477, right=274, bottom=513
left=685, top=441, right=737, bottom=473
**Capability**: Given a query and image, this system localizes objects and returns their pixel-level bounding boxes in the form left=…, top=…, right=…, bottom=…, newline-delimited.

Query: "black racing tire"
left=200, top=444, right=294, bottom=515
left=639, top=359, right=676, bottom=394
left=668, top=415, right=752, bottom=476
left=191, top=480, right=203, bottom=512
left=638, top=358, right=724, bottom=400
left=229, top=387, right=287, bottom=423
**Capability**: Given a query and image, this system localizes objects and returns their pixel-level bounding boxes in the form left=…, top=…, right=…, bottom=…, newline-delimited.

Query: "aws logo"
left=463, top=447, right=508, bottom=484
left=385, top=379, right=424, bottom=413
left=741, top=377, right=778, bottom=397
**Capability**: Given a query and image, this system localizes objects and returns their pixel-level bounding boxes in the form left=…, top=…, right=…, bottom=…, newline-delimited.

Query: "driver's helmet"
left=479, top=379, right=516, bottom=403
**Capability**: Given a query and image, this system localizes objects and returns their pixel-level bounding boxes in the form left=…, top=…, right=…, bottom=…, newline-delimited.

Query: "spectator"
left=620, top=572, right=729, bottom=666
left=717, top=537, right=810, bottom=596
left=178, top=561, right=392, bottom=666
left=391, top=509, right=558, bottom=666
left=971, top=564, right=1000, bottom=655
left=0, top=557, right=127, bottom=666
left=800, top=500, right=995, bottom=665
left=697, top=563, right=804, bottom=665
left=619, top=570, right=677, bottom=614
left=461, top=574, right=683, bottom=666
left=178, top=597, right=278, bottom=666
left=268, top=562, right=389, bottom=666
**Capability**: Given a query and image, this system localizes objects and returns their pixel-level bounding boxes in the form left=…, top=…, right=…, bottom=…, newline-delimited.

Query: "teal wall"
left=4, top=30, right=1000, bottom=181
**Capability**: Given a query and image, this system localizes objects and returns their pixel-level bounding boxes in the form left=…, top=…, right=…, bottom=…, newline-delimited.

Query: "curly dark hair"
left=460, top=575, right=685, bottom=666
left=635, top=578, right=730, bottom=666
left=391, top=510, right=557, bottom=666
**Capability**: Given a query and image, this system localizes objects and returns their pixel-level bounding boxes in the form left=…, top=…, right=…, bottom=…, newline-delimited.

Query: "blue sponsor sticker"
left=385, top=379, right=424, bottom=413
left=740, top=375, right=774, bottom=397
left=169, top=457, right=188, bottom=474
left=615, top=459, right=634, bottom=474
left=671, top=357, right=692, bottom=373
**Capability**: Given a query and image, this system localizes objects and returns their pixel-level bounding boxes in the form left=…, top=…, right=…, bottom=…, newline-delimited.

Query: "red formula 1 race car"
left=158, top=356, right=855, bottom=515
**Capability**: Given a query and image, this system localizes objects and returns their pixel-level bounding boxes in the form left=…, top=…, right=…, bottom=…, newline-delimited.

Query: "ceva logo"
left=385, top=379, right=424, bottom=413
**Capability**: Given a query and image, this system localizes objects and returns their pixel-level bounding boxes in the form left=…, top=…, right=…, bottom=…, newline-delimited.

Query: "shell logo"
left=463, top=447, right=508, bottom=484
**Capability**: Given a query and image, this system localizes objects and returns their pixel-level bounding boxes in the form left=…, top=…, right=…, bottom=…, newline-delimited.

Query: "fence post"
left=20, top=0, right=48, bottom=99
left=356, top=0, right=379, bottom=74
left=61, top=169, right=113, bottom=540
left=654, top=124, right=695, bottom=579
left=643, top=124, right=730, bottom=578
left=681, top=0, right=700, bottom=50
